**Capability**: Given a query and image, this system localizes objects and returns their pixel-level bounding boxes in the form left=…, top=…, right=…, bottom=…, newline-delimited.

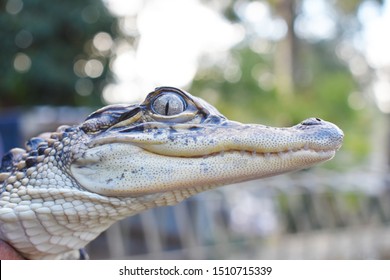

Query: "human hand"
left=0, top=240, right=24, bottom=260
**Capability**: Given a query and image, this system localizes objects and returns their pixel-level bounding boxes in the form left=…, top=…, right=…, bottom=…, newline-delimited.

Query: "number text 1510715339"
left=212, top=266, right=272, bottom=276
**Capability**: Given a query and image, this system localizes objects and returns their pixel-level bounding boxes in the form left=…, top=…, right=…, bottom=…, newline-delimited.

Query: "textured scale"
left=0, top=87, right=343, bottom=259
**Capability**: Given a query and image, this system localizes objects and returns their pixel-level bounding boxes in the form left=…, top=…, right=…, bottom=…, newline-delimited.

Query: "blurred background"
left=1, top=0, right=390, bottom=259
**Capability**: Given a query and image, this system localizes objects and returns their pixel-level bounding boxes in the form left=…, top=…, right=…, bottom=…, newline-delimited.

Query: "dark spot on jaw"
left=189, top=135, right=198, bottom=144
left=106, top=178, right=113, bottom=184
left=153, top=129, right=164, bottom=138
left=200, top=162, right=209, bottom=173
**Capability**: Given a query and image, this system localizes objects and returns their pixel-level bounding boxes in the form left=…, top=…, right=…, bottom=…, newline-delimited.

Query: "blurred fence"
left=87, top=170, right=390, bottom=260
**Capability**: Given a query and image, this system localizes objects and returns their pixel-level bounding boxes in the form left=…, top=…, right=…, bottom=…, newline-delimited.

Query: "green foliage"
left=0, top=0, right=116, bottom=108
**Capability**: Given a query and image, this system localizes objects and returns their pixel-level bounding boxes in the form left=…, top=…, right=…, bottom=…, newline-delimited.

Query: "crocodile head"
left=70, top=87, right=343, bottom=197
left=0, top=86, right=343, bottom=259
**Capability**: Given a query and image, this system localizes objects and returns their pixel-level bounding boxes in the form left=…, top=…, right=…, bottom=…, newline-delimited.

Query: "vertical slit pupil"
left=165, top=101, right=170, bottom=115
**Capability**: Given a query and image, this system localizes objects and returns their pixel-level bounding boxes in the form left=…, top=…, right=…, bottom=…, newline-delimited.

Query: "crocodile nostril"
left=301, top=118, right=323, bottom=126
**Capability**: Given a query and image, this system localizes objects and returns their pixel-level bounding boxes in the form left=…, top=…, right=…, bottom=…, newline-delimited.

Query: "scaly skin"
left=0, top=87, right=343, bottom=259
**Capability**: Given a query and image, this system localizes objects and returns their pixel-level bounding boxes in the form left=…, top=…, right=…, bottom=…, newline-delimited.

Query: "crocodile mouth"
left=137, top=145, right=338, bottom=160
left=197, top=147, right=337, bottom=159
left=71, top=141, right=338, bottom=197
left=74, top=113, right=343, bottom=197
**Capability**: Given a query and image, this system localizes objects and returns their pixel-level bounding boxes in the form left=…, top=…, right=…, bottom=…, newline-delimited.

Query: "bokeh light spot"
left=84, top=59, right=104, bottom=78
left=15, top=30, right=33, bottom=49
left=13, top=52, right=31, bottom=73
left=93, top=32, right=113, bottom=53
left=6, top=0, right=23, bottom=15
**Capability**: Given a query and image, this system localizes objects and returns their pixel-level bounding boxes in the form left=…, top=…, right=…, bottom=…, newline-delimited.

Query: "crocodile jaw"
left=71, top=119, right=343, bottom=197
left=71, top=143, right=336, bottom=197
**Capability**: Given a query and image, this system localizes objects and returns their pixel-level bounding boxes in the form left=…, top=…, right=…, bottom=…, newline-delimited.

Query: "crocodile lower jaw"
left=71, top=143, right=335, bottom=197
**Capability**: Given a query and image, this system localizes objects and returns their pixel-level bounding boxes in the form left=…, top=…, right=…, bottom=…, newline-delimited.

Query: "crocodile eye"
left=152, top=92, right=186, bottom=116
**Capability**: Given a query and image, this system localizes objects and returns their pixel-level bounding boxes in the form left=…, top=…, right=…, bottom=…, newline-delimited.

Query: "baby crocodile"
left=0, top=87, right=343, bottom=259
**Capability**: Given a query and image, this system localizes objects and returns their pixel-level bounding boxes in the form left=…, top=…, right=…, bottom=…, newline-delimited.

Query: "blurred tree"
left=267, top=0, right=382, bottom=97
left=272, top=0, right=296, bottom=97
left=0, top=0, right=117, bottom=108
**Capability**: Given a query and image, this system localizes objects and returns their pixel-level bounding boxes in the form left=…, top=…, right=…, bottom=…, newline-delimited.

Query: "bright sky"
left=102, top=0, right=243, bottom=104
left=359, top=0, right=390, bottom=68
left=295, top=0, right=336, bottom=41
left=358, top=0, right=390, bottom=113
left=102, top=0, right=390, bottom=110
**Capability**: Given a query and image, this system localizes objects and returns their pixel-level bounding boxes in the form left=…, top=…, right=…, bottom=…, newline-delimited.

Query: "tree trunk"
left=273, top=0, right=299, bottom=98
